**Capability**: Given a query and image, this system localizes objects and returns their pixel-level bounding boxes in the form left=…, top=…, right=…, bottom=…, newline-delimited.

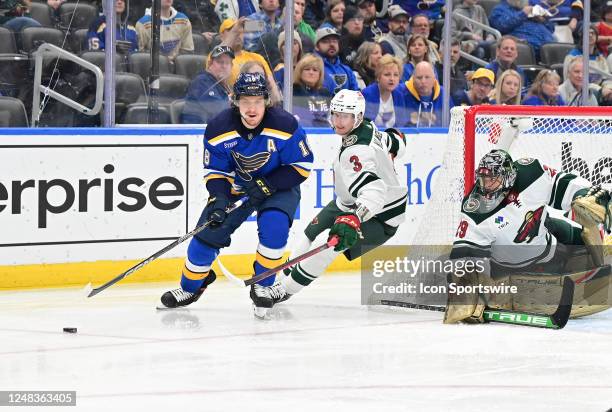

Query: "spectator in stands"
left=357, top=0, right=382, bottom=41
left=219, top=18, right=274, bottom=86
left=1, top=0, right=41, bottom=44
left=453, top=68, right=494, bottom=106
left=293, top=0, right=316, bottom=46
left=559, top=56, right=600, bottom=106
left=401, top=34, right=432, bottom=83
left=379, top=5, right=410, bottom=61
left=243, top=0, right=283, bottom=52
left=136, top=0, right=194, bottom=61
left=339, top=6, right=365, bottom=67
left=181, top=45, right=234, bottom=124
left=396, top=0, right=444, bottom=21
left=320, top=0, right=345, bottom=32
left=598, top=82, right=612, bottom=105
left=563, top=25, right=611, bottom=85
left=292, top=53, right=333, bottom=126
left=87, top=0, right=138, bottom=54
left=535, top=0, right=581, bottom=40
left=314, top=26, right=359, bottom=93
left=522, top=69, right=565, bottom=105
left=595, top=5, right=612, bottom=56
left=401, top=61, right=452, bottom=127
left=435, top=38, right=467, bottom=97
left=215, top=0, right=258, bottom=21
left=409, top=14, right=441, bottom=64
left=452, top=0, right=496, bottom=60
left=489, top=0, right=555, bottom=58
left=485, top=36, right=527, bottom=88
left=489, top=69, right=522, bottom=105
left=303, top=0, right=325, bottom=30
left=46, top=0, right=62, bottom=10
left=241, top=59, right=283, bottom=106
left=353, top=41, right=382, bottom=88
left=273, top=30, right=303, bottom=89
left=361, top=54, right=406, bottom=128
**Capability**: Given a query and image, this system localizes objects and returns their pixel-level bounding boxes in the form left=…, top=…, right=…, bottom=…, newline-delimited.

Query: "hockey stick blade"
left=217, top=236, right=340, bottom=287
left=86, top=200, right=244, bottom=298
left=380, top=277, right=575, bottom=330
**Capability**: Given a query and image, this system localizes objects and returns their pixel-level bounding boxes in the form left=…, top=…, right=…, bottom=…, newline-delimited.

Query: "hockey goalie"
left=446, top=148, right=612, bottom=324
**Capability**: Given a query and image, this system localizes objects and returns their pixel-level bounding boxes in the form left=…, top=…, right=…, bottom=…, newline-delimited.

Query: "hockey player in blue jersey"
left=159, top=72, right=314, bottom=314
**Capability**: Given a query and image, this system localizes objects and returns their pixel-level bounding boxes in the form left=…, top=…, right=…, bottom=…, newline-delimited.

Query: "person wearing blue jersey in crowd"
left=86, top=0, right=138, bottom=54
left=314, top=26, right=359, bottom=94
left=160, top=72, right=314, bottom=317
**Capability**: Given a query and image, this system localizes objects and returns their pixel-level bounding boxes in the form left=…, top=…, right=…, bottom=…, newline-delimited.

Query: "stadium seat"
left=71, top=28, right=90, bottom=53
left=192, top=33, right=210, bottom=54
left=29, top=2, right=55, bottom=27
left=58, top=3, right=98, bottom=31
left=169, top=99, right=185, bottom=124
left=20, top=27, right=64, bottom=54
left=80, top=51, right=128, bottom=72
left=551, top=63, right=564, bottom=81
left=114, top=73, right=148, bottom=122
left=157, top=74, right=190, bottom=103
left=0, top=96, right=29, bottom=127
left=128, top=52, right=172, bottom=81
left=540, top=43, right=575, bottom=67
left=174, top=54, right=206, bottom=80
left=519, top=65, right=546, bottom=85
left=122, top=103, right=171, bottom=124
left=478, top=0, right=499, bottom=17
left=0, top=54, right=31, bottom=97
left=0, top=28, right=18, bottom=54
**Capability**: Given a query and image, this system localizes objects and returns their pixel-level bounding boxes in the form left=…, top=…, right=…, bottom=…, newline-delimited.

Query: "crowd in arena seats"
left=1, top=0, right=612, bottom=127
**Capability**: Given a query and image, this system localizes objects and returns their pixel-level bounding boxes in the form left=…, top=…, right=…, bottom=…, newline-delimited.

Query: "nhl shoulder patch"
left=342, top=134, right=358, bottom=147
left=517, top=157, right=535, bottom=165
left=463, top=197, right=480, bottom=212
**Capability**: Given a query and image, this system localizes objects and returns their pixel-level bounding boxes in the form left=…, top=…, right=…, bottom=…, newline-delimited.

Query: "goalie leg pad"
left=444, top=272, right=487, bottom=324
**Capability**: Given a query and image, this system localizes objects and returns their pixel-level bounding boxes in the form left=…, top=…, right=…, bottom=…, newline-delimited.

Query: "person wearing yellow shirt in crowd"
left=219, top=17, right=274, bottom=86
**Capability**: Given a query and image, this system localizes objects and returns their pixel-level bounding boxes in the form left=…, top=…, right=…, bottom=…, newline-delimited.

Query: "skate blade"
left=253, top=305, right=270, bottom=320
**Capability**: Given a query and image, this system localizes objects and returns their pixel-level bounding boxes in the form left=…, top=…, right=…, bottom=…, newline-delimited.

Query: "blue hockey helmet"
left=233, top=72, right=269, bottom=103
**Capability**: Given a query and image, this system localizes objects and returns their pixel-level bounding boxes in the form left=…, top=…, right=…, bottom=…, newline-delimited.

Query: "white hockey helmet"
left=329, top=89, right=366, bottom=131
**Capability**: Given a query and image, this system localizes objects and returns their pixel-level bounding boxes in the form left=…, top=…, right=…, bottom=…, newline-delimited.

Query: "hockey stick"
left=217, top=236, right=340, bottom=287
left=85, top=200, right=245, bottom=298
left=381, top=276, right=575, bottom=330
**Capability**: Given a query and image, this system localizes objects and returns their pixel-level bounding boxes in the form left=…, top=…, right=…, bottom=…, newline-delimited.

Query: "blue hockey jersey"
left=203, top=107, right=314, bottom=193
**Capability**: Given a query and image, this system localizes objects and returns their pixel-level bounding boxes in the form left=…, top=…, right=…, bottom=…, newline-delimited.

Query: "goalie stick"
left=85, top=200, right=245, bottom=298
left=381, top=276, right=575, bottom=330
left=217, top=236, right=339, bottom=287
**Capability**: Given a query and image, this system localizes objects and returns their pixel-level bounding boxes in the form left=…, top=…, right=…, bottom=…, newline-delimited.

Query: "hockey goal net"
left=369, top=105, right=612, bottom=306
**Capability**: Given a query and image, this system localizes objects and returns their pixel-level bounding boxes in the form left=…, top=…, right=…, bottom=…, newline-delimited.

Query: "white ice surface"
left=1, top=274, right=611, bottom=412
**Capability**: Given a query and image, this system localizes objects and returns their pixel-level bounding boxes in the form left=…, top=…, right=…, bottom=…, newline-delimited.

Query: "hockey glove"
left=245, top=176, right=276, bottom=207
left=204, top=196, right=231, bottom=227
left=384, top=128, right=405, bottom=159
left=572, top=186, right=612, bottom=233
left=328, top=214, right=362, bottom=251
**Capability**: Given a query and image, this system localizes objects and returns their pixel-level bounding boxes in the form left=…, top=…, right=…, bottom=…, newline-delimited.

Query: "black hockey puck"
left=63, top=327, right=77, bottom=333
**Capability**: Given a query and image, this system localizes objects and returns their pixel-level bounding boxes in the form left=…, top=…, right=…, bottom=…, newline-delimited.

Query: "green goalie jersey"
left=451, top=158, right=591, bottom=267
left=333, top=119, right=408, bottom=227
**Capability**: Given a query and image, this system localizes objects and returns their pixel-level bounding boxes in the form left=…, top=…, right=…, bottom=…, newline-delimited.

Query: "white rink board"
left=0, top=129, right=448, bottom=265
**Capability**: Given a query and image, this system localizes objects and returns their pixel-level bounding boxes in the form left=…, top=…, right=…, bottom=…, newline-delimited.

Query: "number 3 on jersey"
left=349, top=155, right=362, bottom=172
left=456, top=220, right=468, bottom=238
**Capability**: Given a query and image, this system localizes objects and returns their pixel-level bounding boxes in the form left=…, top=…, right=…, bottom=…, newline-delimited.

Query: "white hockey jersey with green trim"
left=333, top=120, right=408, bottom=227
left=451, top=158, right=591, bottom=267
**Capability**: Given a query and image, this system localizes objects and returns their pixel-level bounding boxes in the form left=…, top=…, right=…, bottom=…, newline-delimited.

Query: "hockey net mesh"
left=369, top=106, right=612, bottom=306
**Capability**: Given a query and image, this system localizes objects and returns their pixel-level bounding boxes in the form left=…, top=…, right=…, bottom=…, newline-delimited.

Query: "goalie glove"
left=572, top=186, right=612, bottom=233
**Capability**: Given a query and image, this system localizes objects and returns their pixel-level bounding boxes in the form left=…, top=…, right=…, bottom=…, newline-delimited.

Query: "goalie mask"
left=473, top=150, right=517, bottom=212
left=329, top=89, right=366, bottom=133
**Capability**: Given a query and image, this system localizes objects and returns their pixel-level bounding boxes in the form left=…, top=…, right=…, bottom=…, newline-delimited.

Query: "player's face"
left=480, top=175, right=503, bottom=194
left=238, top=95, right=266, bottom=128
left=331, top=112, right=356, bottom=135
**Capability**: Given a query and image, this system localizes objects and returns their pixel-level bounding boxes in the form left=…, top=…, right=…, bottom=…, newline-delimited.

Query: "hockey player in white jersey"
left=252, top=89, right=409, bottom=316
left=446, top=149, right=612, bottom=324
left=450, top=149, right=611, bottom=271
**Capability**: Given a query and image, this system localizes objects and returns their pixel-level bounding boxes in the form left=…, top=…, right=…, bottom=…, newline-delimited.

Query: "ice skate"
left=158, top=270, right=217, bottom=309
left=250, top=281, right=291, bottom=319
